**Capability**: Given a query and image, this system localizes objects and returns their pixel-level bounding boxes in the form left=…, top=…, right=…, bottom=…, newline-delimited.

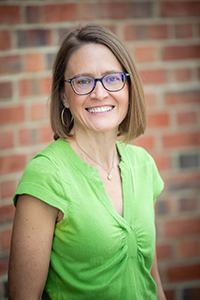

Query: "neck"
left=69, top=131, right=119, bottom=172
left=75, top=138, right=116, bottom=180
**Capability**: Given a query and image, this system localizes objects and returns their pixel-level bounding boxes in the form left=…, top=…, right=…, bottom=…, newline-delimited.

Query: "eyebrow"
left=71, top=70, right=124, bottom=78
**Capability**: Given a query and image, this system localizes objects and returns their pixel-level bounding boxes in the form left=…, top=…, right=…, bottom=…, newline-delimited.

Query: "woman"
left=8, top=24, right=166, bottom=300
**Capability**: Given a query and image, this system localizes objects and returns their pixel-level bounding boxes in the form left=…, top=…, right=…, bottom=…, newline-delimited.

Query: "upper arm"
left=151, top=248, right=161, bottom=285
left=8, top=194, right=59, bottom=300
left=151, top=248, right=166, bottom=300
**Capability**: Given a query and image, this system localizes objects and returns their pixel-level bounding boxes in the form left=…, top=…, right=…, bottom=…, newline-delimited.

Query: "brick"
left=165, top=217, right=200, bottom=237
left=19, top=77, right=51, bottom=97
left=0, top=256, right=9, bottom=276
left=174, top=68, right=192, bottom=83
left=0, top=205, right=15, bottom=224
left=144, top=93, right=157, bottom=107
left=25, top=53, right=43, bottom=72
left=18, top=78, right=40, bottom=97
left=134, top=25, right=149, bottom=40
left=0, top=5, right=21, bottom=24
left=161, top=1, right=200, bottom=17
left=40, top=76, right=52, bottom=95
left=124, top=24, right=169, bottom=41
left=162, top=132, right=200, bottom=148
left=147, top=112, right=170, bottom=127
left=101, top=24, right=116, bottom=35
left=134, top=46, right=156, bottom=63
left=165, top=90, right=200, bottom=105
left=198, top=67, right=200, bottom=80
left=78, top=2, right=96, bottom=20
left=1, top=180, right=17, bottom=199
left=149, top=24, right=169, bottom=39
left=19, top=128, right=37, bottom=146
left=124, top=25, right=136, bottom=41
left=130, top=2, right=153, bottom=18
left=156, top=200, right=169, bottom=215
left=31, top=102, right=46, bottom=121
left=0, top=154, right=26, bottom=175
left=3, top=281, right=8, bottom=300
left=139, top=69, right=167, bottom=85
left=162, top=45, right=200, bottom=61
left=178, top=239, right=199, bottom=258
left=0, top=82, right=12, bottom=100
left=38, top=125, right=54, bottom=143
left=154, top=155, right=171, bottom=171
left=167, top=263, right=200, bottom=282
left=179, top=197, right=197, bottom=212
left=156, top=201, right=167, bottom=215
left=0, top=30, right=12, bottom=50
left=167, top=174, right=200, bottom=191
left=0, top=55, right=22, bottom=75
left=179, top=153, right=199, bottom=169
left=25, top=5, right=41, bottom=23
left=156, top=244, right=172, bottom=260
left=0, top=131, right=14, bottom=150
left=0, top=283, right=3, bottom=299
left=183, top=287, right=200, bottom=300
left=0, top=105, right=25, bottom=125
left=1, top=228, right=12, bottom=250
left=164, top=290, right=175, bottom=300
left=17, top=29, right=52, bottom=48
left=99, top=2, right=130, bottom=19
left=45, top=52, right=56, bottom=70
left=175, top=23, right=193, bottom=39
left=18, top=78, right=31, bottom=97
left=44, top=4, right=77, bottom=22
left=177, top=111, right=198, bottom=125
left=133, top=135, right=155, bottom=150
left=57, top=27, right=73, bottom=44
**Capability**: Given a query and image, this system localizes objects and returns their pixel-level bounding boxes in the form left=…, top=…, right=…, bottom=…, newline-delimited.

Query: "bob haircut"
left=50, top=24, right=146, bottom=143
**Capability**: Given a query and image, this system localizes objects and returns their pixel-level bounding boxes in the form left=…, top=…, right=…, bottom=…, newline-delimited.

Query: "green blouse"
left=14, top=138, right=164, bottom=300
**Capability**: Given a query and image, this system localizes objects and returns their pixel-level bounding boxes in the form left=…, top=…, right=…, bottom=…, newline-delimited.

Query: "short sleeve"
left=150, top=156, right=164, bottom=204
left=13, top=154, right=68, bottom=216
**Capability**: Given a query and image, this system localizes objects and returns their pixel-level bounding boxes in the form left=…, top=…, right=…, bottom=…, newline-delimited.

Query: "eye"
left=76, top=77, right=92, bottom=85
left=105, top=74, right=121, bottom=84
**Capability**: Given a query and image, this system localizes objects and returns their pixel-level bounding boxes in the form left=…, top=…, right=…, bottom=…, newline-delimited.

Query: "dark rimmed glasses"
left=64, top=72, right=129, bottom=95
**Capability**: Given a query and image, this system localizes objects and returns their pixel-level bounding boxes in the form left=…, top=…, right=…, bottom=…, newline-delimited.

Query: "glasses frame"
left=64, top=72, right=129, bottom=95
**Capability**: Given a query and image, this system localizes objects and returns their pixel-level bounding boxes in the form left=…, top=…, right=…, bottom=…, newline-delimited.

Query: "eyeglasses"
left=64, top=72, right=129, bottom=95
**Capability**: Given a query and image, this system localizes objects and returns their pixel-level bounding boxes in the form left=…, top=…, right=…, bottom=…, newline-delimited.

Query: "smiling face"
left=63, top=43, right=129, bottom=137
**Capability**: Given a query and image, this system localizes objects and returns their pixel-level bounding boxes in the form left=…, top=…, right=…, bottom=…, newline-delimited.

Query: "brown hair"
left=50, top=24, right=146, bottom=143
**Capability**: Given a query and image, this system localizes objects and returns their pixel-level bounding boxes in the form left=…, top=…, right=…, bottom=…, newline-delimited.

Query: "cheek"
left=64, top=86, right=75, bottom=108
left=121, top=88, right=129, bottom=110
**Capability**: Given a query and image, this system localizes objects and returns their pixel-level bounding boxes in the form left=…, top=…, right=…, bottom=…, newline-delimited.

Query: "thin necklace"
left=75, top=140, right=115, bottom=181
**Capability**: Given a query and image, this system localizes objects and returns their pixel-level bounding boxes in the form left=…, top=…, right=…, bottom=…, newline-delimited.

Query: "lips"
left=86, top=106, right=114, bottom=114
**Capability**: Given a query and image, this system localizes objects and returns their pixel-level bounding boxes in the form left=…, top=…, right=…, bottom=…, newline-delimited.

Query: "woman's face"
left=64, top=43, right=129, bottom=136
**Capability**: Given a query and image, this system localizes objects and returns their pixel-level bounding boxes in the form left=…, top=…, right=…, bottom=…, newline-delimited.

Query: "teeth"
left=87, top=106, right=113, bottom=113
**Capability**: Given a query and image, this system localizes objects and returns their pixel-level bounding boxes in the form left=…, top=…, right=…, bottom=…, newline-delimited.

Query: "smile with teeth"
left=86, top=106, right=114, bottom=114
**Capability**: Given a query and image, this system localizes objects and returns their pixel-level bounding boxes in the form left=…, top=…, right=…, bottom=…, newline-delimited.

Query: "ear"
left=62, top=93, right=69, bottom=108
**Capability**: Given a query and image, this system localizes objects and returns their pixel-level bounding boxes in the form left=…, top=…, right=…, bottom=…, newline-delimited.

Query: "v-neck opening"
left=59, top=138, right=132, bottom=226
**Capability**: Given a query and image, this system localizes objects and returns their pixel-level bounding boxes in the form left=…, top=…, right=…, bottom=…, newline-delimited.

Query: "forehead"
left=66, top=43, right=122, bottom=76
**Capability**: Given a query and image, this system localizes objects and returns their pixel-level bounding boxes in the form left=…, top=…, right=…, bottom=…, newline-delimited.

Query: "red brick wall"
left=0, top=1, right=200, bottom=299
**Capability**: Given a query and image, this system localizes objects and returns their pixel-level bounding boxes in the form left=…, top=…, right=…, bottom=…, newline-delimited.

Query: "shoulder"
left=19, top=139, right=70, bottom=191
left=117, top=141, right=153, bottom=165
left=13, top=139, right=70, bottom=211
left=30, top=138, right=71, bottom=168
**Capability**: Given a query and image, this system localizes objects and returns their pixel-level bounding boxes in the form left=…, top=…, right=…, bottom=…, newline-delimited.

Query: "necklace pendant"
left=107, top=174, right=112, bottom=180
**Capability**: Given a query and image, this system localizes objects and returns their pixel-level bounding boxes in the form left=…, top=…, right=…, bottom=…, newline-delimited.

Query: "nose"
left=90, top=80, right=108, bottom=100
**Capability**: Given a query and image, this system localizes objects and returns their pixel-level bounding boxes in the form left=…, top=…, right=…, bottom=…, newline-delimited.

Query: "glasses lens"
left=103, top=73, right=125, bottom=91
left=72, top=76, right=94, bottom=94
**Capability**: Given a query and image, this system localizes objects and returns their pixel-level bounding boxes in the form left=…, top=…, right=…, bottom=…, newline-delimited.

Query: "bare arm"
left=151, top=248, right=166, bottom=300
left=8, top=194, right=60, bottom=300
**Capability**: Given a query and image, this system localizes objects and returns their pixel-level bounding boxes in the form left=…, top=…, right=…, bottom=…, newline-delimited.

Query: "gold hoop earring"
left=61, top=107, right=74, bottom=127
